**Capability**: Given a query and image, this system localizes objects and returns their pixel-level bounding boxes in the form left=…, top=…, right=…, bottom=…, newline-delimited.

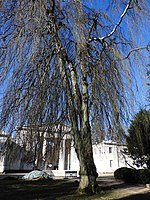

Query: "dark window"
left=110, top=160, right=113, bottom=167
left=109, top=147, right=112, bottom=153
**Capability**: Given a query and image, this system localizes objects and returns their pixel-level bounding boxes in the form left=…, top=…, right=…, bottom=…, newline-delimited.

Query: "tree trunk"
left=74, top=125, right=97, bottom=194
left=48, top=9, right=97, bottom=194
left=74, top=55, right=97, bottom=194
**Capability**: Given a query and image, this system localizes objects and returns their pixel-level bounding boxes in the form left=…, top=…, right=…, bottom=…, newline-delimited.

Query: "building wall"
left=64, top=141, right=133, bottom=173
left=4, top=140, right=34, bottom=172
left=70, top=144, right=80, bottom=171
left=0, top=134, right=8, bottom=173
left=92, top=142, right=129, bottom=173
left=0, top=130, right=134, bottom=174
left=0, top=156, right=5, bottom=172
left=0, top=134, right=34, bottom=172
left=15, top=125, right=68, bottom=170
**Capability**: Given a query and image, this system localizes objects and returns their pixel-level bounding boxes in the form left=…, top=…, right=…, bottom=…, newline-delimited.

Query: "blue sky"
left=0, top=0, right=149, bottom=130
left=85, top=0, right=149, bottom=115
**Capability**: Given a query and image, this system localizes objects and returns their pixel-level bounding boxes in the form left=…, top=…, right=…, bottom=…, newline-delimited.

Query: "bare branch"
left=89, top=0, right=132, bottom=43
left=101, top=0, right=132, bottom=40
left=122, top=44, right=150, bottom=60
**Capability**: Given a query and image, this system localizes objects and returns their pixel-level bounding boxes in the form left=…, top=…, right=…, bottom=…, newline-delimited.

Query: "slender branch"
left=120, top=150, right=136, bottom=169
left=88, top=12, right=100, bottom=39
left=122, top=44, right=150, bottom=60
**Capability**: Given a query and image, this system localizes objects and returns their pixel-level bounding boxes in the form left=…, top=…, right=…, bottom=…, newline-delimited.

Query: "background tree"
left=0, top=0, right=150, bottom=194
left=126, top=109, right=150, bottom=169
left=147, top=67, right=150, bottom=103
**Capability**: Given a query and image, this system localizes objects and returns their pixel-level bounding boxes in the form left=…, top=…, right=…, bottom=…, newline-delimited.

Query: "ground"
left=0, top=174, right=150, bottom=200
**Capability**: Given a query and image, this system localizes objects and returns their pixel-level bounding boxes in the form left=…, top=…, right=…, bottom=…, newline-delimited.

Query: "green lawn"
left=0, top=178, right=149, bottom=200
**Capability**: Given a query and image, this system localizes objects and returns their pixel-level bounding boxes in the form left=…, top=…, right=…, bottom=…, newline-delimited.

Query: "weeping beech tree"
left=0, top=0, right=150, bottom=194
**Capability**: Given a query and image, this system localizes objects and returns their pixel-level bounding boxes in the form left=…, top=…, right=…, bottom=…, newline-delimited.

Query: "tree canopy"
left=0, top=0, right=150, bottom=194
left=126, top=109, right=150, bottom=169
left=0, top=0, right=149, bottom=135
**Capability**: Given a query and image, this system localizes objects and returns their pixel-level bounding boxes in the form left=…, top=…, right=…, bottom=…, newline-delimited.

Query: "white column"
left=70, top=142, right=79, bottom=171
left=58, top=139, right=65, bottom=170
left=42, top=132, right=47, bottom=170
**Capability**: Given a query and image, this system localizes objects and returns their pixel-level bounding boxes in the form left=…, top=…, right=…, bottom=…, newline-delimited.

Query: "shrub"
left=138, top=169, right=150, bottom=184
left=114, top=167, right=139, bottom=183
left=114, top=167, right=128, bottom=180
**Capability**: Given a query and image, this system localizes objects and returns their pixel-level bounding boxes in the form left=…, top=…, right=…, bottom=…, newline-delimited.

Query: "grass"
left=0, top=178, right=149, bottom=200
left=0, top=178, right=78, bottom=200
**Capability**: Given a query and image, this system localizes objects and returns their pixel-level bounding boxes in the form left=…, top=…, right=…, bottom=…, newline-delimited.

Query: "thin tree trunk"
left=76, top=127, right=97, bottom=194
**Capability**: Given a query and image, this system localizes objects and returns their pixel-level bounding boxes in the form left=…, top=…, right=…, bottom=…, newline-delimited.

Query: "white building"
left=0, top=131, right=34, bottom=173
left=0, top=127, right=134, bottom=175
left=0, top=132, right=8, bottom=172
left=58, top=139, right=133, bottom=176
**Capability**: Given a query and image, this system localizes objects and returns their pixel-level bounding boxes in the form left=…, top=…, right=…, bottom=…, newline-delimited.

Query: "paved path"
left=0, top=172, right=25, bottom=180
left=97, top=175, right=150, bottom=199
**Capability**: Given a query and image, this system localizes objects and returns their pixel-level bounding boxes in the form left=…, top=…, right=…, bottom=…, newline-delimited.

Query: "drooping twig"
left=122, top=44, right=150, bottom=60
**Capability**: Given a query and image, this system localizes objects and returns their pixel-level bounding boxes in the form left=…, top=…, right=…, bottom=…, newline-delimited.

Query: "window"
left=110, top=160, right=113, bottom=168
left=109, top=147, right=112, bottom=153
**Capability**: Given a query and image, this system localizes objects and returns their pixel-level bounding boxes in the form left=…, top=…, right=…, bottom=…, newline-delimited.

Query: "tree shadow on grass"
left=1, top=178, right=150, bottom=200
left=0, top=179, right=79, bottom=200
left=97, top=178, right=137, bottom=191
left=118, top=192, right=150, bottom=200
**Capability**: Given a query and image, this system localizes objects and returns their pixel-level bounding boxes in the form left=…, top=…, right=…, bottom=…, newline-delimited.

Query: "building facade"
left=0, top=132, right=34, bottom=173
left=0, top=128, right=134, bottom=174
left=0, top=132, right=7, bottom=172
left=58, top=139, right=133, bottom=175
